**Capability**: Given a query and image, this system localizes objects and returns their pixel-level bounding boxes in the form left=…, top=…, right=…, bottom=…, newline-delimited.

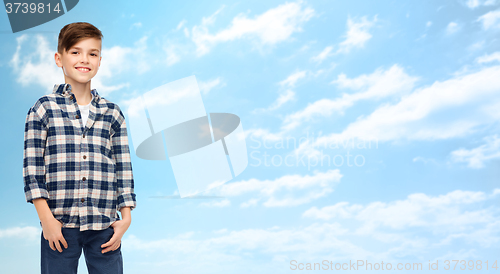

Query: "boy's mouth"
left=75, top=67, right=91, bottom=72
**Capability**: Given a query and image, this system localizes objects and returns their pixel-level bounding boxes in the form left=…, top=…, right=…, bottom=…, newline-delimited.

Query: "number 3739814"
left=5, top=2, right=61, bottom=14
left=443, top=260, right=498, bottom=271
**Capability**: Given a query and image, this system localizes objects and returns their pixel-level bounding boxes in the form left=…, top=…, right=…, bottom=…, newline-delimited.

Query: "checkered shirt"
left=23, top=83, right=136, bottom=231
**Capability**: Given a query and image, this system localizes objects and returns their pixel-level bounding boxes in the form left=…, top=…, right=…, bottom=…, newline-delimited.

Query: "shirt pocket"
left=87, top=120, right=113, bottom=158
left=48, top=107, right=79, bottom=129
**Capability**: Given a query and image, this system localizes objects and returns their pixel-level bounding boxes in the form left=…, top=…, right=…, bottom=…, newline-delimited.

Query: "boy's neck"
left=66, top=79, right=93, bottom=105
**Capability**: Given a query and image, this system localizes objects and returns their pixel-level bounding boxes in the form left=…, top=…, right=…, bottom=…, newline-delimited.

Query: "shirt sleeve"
left=111, top=109, right=137, bottom=210
left=23, top=105, right=49, bottom=203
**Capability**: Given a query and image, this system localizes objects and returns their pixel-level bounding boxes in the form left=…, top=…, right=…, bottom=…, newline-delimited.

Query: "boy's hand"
left=101, top=218, right=131, bottom=253
left=41, top=217, right=68, bottom=253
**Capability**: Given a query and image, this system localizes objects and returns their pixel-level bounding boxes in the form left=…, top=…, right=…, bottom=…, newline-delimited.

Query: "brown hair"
left=57, top=22, right=103, bottom=54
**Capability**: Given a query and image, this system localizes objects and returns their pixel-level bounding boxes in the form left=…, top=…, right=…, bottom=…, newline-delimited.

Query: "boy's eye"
left=91, top=53, right=97, bottom=56
left=71, top=51, right=78, bottom=54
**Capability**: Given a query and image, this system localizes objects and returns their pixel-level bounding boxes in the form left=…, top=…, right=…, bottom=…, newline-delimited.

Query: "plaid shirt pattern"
left=23, top=83, right=136, bottom=231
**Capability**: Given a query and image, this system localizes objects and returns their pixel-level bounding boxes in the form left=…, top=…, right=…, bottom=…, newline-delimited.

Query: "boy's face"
left=55, top=37, right=102, bottom=86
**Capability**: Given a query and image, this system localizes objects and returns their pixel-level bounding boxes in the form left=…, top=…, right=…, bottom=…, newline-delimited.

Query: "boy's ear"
left=54, top=52, right=63, bottom=68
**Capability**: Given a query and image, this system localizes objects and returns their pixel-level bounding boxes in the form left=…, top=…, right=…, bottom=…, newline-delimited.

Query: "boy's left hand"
left=101, top=218, right=131, bottom=253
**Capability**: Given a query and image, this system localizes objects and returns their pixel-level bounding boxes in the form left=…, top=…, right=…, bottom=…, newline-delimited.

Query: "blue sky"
left=1, top=0, right=500, bottom=273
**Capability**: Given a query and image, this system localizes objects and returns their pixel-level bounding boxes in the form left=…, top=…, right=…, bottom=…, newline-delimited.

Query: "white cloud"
left=99, top=36, right=150, bottom=77
left=176, top=20, right=187, bottom=31
left=446, top=21, right=461, bottom=34
left=10, top=34, right=62, bottom=94
left=311, top=46, right=334, bottom=63
left=268, top=90, right=296, bottom=111
left=294, top=65, right=500, bottom=156
left=252, top=70, right=307, bottom=113
left=450, top=135, right=500, bottom=168
left=131, top=22, right=142, bottom=29
left=92, top=36, right=150, bottom=95
left=476, top=51, right=500, bottom=63
left=191, top=2, right=314, bottom=55
left=253, top=89, right=296, bottom=113
left=240, top=198, right=260, bottom=208
left=426, top=21, right=433, bottom=27
left=465, top=0, right=498, bottom=9
left=477, top=8, right=500, bottom=30
left=279, top=70, right=307, bottom=87
left=468, top=40, right=486, bottom=51
left=467, top=0, right=481, bottom=8
left=163, top=42, right=182, bottom=66
left=282, top=64, right=418, bottom=131
left=416, top=33, right=427, bottom=41
left=198, top=77, right=225, bottom=94
left=207, top=170, right=342, bottom=207
left=336, top=15, right=378, bottom=54
left=0, top=226, right=40, bottom=240
left=303, top=189, right=500, bottom=236
left=332, top=64, right=416, bottom=93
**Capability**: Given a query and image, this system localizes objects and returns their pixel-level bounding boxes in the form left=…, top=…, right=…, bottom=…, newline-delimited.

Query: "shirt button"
left=83, top=155, right=87, bottom=159
left=81, top=198, right=85, bottom=203
left=82, top=177, right=86, bottom=181
left=76, top=115, right=80, bottom=119
left=82, top=134, right=85, bottom=138
left=70, top=95, right=74, bottom=100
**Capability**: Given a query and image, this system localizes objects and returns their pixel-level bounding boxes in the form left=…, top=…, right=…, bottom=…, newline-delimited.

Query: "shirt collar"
left=52, top=83, right=101, bottom=103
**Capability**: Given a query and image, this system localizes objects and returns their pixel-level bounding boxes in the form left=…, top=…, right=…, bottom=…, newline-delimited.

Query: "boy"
left=23, top=22, right=136, bottom=274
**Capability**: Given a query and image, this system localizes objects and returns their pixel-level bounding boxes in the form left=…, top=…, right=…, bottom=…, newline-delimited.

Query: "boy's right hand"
left=41, top=217, right=68, bottom=253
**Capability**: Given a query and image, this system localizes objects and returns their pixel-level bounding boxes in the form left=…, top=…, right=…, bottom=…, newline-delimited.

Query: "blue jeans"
left=41, top=227, right=123, bottom=274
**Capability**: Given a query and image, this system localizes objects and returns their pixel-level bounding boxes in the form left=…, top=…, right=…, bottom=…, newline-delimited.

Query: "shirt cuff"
left=24, top=182, right=49, bottom=203
left=117, top=192, right=136, bottom=210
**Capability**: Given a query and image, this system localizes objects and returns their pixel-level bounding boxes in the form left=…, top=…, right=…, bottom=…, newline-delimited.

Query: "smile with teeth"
left=76, top=67, right=91, bottom=72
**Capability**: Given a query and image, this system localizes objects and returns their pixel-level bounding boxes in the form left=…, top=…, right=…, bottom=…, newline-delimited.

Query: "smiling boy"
left=23, top=22, right=136, bottom=274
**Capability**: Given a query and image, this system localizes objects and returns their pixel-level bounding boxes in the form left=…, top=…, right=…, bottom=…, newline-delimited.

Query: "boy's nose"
left=80, top=55, right=89, bottom=63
